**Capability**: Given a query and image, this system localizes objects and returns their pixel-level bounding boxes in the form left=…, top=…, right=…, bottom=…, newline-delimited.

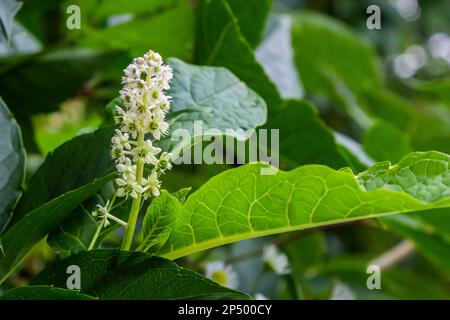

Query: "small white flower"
left=111, top=145, right=127, bottom=163
left=112, top=129, right=131, bottom=150
left=116, top=158, right=136, bottom=179
left=92, top=200, right=111, bottom=227
left=115, top=175, right=142, bottom=199
left=142, top=171, right=161, bottom=199
left=148, top=110, right=169, bottom=140
left=155, top=152, right=173, bottom=172
left=262, top=244, right=291, bottom=275
left=131, top=140, right=161, bottom=164
left=204, top=261, right=239, bottom=289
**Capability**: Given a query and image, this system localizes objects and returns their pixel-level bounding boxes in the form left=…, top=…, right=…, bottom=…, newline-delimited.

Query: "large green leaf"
left=11, top=127, right=115, bottom=227
left=32, top=250, right=249, bottom=300
left=162, top=58, right=267, bottom=151
left=0, top=173, right=114, bottom=284
left=159, top=152, right=450, bottom=259
left=0, top=285, right=96, bottom=300
left=195, top=0, right=281, bottom=107
left=0, top=97, right=25, bottom=233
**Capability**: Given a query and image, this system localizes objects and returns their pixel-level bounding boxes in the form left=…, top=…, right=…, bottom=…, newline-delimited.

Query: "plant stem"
left=88, top=221, right=103, bottom=250
left=120, top=133, right=145, bottom=251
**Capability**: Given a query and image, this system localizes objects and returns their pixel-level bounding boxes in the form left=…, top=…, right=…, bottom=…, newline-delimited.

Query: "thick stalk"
left=120, top=133, right=145, bottom=250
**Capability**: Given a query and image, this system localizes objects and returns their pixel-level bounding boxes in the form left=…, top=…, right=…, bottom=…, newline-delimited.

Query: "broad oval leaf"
left=32, top=250, right=249, bottom=300
left=0, top=97, right=25, bottom=233
left=163, top=58, right=267, bottom=150
left=0, top=173, right=114, bottom=284
left=159, top=152, right=450, bottom=259
left=0, top=285, right=96, bottom=300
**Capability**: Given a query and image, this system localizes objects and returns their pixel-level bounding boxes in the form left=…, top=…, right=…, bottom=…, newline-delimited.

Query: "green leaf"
left=162, top=58, right=267, bottom=151
left=47, top=192, right=131, bottom=258
left=0, top=0, right=22, bottom=43
left=384, top=214, right=450, bottom=276
left=0, top=97, right=25, bottom=233
left=32, top=250, right=249, bottom=300
left=363, top=120, right=412, bottom=163
left=226, top=0, right=271, bottom=48
left=256, top=14, right=303, bottom=99
left=77, top=0, right=194, bottom=62
left=11, top=127, right=114, bottom=227
left=171, top=187, right=192, bottom=204
left=138, top=191, right=180, bottom=252
left=292, top=11, right=382, bottom=98
left=361, top=89, right=416, bottom=131
left=266, top=99, right=348, bottom=169
left=195, top=0, right=281, bottom=107
left=0, top=285, right=96, bottom=300
left=315, top=255, right=450, bottom=299
left=0, top=48, right=123, bottom=116
left=158, top=152, right=450, bottom=259
left=0, top=173, right=114, bottom=285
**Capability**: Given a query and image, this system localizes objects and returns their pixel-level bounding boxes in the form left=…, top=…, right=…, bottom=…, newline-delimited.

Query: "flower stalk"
left=108, top=50, right=173, bottom=251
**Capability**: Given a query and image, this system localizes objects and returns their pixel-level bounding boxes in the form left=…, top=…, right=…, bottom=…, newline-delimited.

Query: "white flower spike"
left=112, top=49, right=173, bottom=201
left=262, top=244, right=291, bottom=275
left=113, top=50, right=174, bottom=251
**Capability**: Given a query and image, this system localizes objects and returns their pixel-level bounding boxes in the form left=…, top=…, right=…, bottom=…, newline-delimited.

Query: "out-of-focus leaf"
left=266, top=99, right=348, bottom=169
left=314, top=255, right=450, bottom=299
left=363, top=120, right=412, bottom=163
left=292, top=11, right=382, bottom=97
left=195, top=0, right=281, bottom=107
left=0, top=97, right=25, bottom=233
left=77, top=0, right=194, bottom=62
left=256, top=14, right=303, bottom=99
left=361, top=89, right=416, bottom=131
left=384, top=215, right=450, bottom=276
left=0, top=0, right=22, bottom=43
left=226, top=0, right=271, bottom=48
left=0, top=48, right=124, bottom=116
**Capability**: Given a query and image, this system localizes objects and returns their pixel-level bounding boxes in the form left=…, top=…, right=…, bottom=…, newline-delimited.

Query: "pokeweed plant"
left=0, top=49, right=449, bottom=300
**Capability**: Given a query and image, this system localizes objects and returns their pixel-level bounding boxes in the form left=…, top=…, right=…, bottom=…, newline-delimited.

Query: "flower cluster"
left=111, top=50, right=173, bottom=200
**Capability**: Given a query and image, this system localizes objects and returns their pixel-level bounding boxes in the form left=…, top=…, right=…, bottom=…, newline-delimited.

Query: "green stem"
left=120, top=133, right=145, bottom=251
left=88, top=221, right=103, bottom=250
